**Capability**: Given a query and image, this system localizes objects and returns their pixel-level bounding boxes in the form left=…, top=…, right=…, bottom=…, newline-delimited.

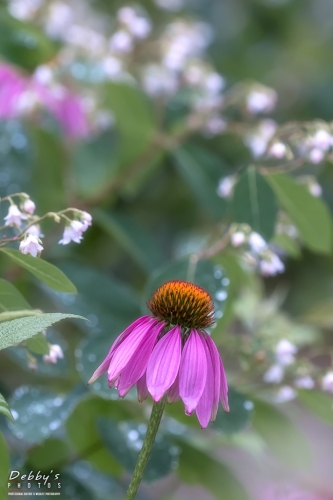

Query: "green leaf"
left=0, top=432, right=10, bottom=499
left=72, top=131, right=118, bottom=199
left=57, top=261, right=140, bottom=327
left=105, top=82, right=155, bottom=165
left=0, top=249, right=77, bottom=293
left=28, top=438, right=69, bottom=470
left=0, top=310, right=39, bottom=323
left=251, top=398, right=312, bottom=469
left=26, top=331, right=49, bottom=355
left=0, top=8, right=58, bottom=71
left=212, top=254, right=251, bottom=337
left=97, top=418, right=178, bottom=481
left=66, top=394, right=136, bottom=476
left=0, top=313, right=85, bottom=351
left=94, top=209, right=164, bottom=273
left=7, top=386, right=80, bottom=445
left=29, top=129, right=65, bottom=212
left=176, top=439, right=250, bottom=500
left=232, top=166, right=278, bottom=241
left=298, top=390, right=333, bottom=426
left=273, top=234, right=301, bottom=258
left=172, top=146, right=227, bottom=220
left=0, top=393, right=14, bottom=422
left=267, top=174, right=333, bottom=254
left=214, top=388, right=253, bottom=434
left=0, top=278, right=31, bottom=312
left=299, top=299, right=333, bottom=328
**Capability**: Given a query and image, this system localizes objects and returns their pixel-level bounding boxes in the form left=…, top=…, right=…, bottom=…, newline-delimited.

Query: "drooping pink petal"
left=205, top=334, right=221, bottom=421
left=219, top=358, right=229, bottom=412
left=196, top=336, right=214, bottom=428
left=167, top=373, right=180, bottom=403
left=88, top=355, right=112, bottom=385
left=136, top=373, right=149, bottom=402
left=179, top=329, right=207, bottom=414
left=118, top=322, right=164, bottom=397
left=108, top=320, right=155, bottom=384
left=146, top=325, right=182, bottom=402
left=87, top=316, right=152, bottom=384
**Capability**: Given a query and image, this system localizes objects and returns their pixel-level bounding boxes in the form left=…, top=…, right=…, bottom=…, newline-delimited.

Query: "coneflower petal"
left=220, top=358, right=229, bottom=412
left=137, top=373, right=149, bottom=402
left=87, top=316, right=152, bottom=385
left=118, top=322, right=164, bottom=397
left=146, top=325, right=182, bottom=402
left=179, top=329, right=207, bottom=414
left=167, top=373, right=180, bottom=403
left=196, top=337, right=214, bottom=428
left=205, top=334, right=222, bottom=421
left=108, top=319, right=154, bottom=384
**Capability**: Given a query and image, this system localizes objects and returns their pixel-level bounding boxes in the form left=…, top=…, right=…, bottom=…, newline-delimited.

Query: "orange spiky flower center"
left=147, top=280, right=215, bottom=329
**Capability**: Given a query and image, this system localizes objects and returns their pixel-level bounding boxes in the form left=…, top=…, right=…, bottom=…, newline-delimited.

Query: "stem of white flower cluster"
left=125, top=396, right=166, bottom=500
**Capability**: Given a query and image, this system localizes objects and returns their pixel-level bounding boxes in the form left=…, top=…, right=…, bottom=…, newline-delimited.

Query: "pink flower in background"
left=0, top=63, right=88, bottom=139
left=261, top=482, right=331, bottom=500
left=22, top=199, right=36, bottom=214
left=58, top=220, right=88, bottom=245
left=88, top=280, right=229, bottom=428
left=43, top=344, right=64, bottom=364
left=0, top=64, right=26, bottom=118
left=4, top=204, right=26, bottom=227
left=19, top=234, right=43, bottom=257
left=81, top=211, right=92, bottom=228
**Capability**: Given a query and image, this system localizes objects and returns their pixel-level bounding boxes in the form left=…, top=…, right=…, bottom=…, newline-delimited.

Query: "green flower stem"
left=125, top=396, right=166, bottom=500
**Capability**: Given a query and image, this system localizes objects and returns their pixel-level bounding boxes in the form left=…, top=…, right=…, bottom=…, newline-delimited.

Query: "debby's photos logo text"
left=8, top=470, right=61, bottom=496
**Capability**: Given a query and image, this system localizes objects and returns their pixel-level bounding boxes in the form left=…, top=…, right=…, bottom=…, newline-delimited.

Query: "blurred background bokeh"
left=1, top=0, right=333, bottom=499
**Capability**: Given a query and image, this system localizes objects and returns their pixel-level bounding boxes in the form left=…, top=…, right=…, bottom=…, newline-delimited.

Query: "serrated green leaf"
left=0, top=432, right=10, bottom=498
left=172, top=146, right=227, bottom=220
left=0, top=310, right=38, bottom=323
left=26, top=331, right=49, bottom=355
left=0, top=313, right=85, bottom=351
left=0, top=249, right=77, bottom=293
left=232, top=166, right=278, bottom=240
left=176, top=439, right=250, bottom=500
left=298, top=390, right=333, bottom=426
left=267, top=174, right=333, bottom=254
left=0, top=278, right=31, bottom=312
left=251, top=398, right=312, bottom=469
left=94, top=209, right=164, bottom=273
left=0, top=393, right=14, bottom=422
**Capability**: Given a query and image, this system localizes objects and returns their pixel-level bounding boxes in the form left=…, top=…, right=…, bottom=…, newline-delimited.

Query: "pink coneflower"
left=0, top=63, right=88, bottom=139
left=89, top=280, right=229, bottom=428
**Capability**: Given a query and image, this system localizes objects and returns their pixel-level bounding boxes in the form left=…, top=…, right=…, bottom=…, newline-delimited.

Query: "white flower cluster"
left=264, top=339, right=297, bottom=384
left=2, top=195, right=92, bottom=258
left=43, top=344, right=64, bottom=364
left=244, top=119, right=277, bottom=158
left=229, top=229, right=285, bottom=277
left=246, top=86, right=277, bottom=115
left=300, top=128, right=333, bottom=164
